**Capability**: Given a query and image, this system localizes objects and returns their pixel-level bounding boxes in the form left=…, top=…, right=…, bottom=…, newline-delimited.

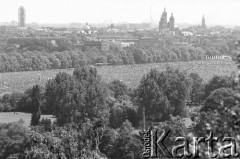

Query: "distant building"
left=18, top=6, right=26, bottom=27
left=0, top=26, right=18, bottom=33
left=83, top=23, right=92, bottom=35
left=114, top=37, right=160, bottom=48
left=202, top=15, right=206, bottom=29
left=159, top=8, right=175, bottom=34
left=181, top=31, right=193, bottom=36
left=205, top=55, right=232, bottom=60
left=169, top=13, right=175, bottom=31
left=159, top=7, right=168, bottom=31
left=120, top=42, right=134, bottom=50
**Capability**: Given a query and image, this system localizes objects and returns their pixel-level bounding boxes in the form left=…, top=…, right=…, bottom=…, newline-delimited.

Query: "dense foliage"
left=0, top=120, right=27, bottom=159
left=30, top=85, right=42, bottom=126
left=1, top=61, right=240, bottom=158
left=44, top=67, right=110, bottom=126
left=137, top=67, right=192, bottom=122
left=0, top=33, right=239, bottom=73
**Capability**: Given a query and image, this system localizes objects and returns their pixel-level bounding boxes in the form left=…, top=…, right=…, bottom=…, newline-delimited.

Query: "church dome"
left=84, top=23, right=91, bottom=30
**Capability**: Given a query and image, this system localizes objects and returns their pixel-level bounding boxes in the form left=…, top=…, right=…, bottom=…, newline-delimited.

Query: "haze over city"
left=0, top=0, right=240, bottom=27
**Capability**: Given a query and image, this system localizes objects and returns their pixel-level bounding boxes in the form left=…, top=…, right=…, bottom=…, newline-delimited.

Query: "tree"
left=45, top=72, right=75, bottom=125
left=39, top=118, right=52, bottom=132
left=95, top=56, right=107, bottom=63
left=17, top=88, right=33, bottom=113
left=110, top=120, right=143, bottom=159
left=44, top=67, right=110, bottom=126
left=201, top=87, right=235, bottom=112
left=22, top=125, right=107, bottom=159
left=204, top=75, right=232, bottom=99
left=10, top=92, right=24, bottom=112
left=2, top=94, right=10, bottom=103
left=131, top=47, right=148, bottom=64
left=189, top=72, right=204, bottom=104
left=0, top=120, right=28, bottom=159
left=73, top=67, right=110, bottom=124
left=192, top=54, right=240, bottom=158
left=137, top=68, right=192, bottom=123
left=30, top=85, right=41, bottom=126
left=109, top=104, right=127, bottom=129
left=99, top=127, right=117, bottom=158
left=108, top=80, right=129, bottom=99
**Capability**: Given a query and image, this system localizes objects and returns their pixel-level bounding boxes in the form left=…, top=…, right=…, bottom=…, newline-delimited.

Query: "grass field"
left=0, top=112, right=192, bottom=128
left=0, top=59, right=237, bottom=95
left=0, top=112, right=55, bottom=127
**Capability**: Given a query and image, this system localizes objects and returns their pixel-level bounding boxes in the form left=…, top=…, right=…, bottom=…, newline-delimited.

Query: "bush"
left=110, top=120, right=143, bottom=159
left=39, top=118, right=52, bottom=132
left=108, top=80, right=129, bottom=99
left=0, top=120, right=28, bottom=159
left=99, top=128, right=117, bottom=158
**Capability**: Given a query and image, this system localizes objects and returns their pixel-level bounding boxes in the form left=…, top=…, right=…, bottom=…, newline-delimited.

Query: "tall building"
left=18, top=6, right=26, bottom=27
left=202, top=15, right=206, bottom=28
left=159, top=7, right=168, bottom=31
left=169, top=13, right=175, bottom=31
left=159, top=8, right=175, bottom=33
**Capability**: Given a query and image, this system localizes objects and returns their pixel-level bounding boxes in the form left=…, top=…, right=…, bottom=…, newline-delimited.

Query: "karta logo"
left=142, top=129, right=239, bottom=158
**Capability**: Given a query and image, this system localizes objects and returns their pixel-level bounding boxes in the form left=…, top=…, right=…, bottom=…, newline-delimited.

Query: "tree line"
left=0, top=36, right=239, bottom=72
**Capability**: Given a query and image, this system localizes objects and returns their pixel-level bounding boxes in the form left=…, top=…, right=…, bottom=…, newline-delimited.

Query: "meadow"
left=0, top=59, right=237, bottom=95
left=0, top=112, right=55, bottom=127
left=0, top=60, right=233, bottom=126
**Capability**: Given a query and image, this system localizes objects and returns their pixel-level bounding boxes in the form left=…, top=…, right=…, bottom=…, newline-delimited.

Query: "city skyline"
left=0, top=0, right=240, bottom=27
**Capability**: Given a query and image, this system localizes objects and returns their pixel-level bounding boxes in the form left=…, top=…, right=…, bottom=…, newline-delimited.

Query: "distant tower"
left=159, top=7, right=168, bottom=31
left=202, top=15, right=206, bottom=28
left=18, top=6, right=26, bottom=27
left=169, top=13, right=175, bottom=31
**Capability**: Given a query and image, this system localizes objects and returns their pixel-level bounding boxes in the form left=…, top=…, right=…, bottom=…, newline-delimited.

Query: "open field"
left=0, top=59, right=237, bottom=95
left=0, top=112, right=192, bottom=129
left=0, top=112, right=55, bottom=127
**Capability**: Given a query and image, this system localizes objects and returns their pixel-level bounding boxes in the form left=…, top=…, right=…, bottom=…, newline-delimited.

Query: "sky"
left=0, top=0, right=240, bottom=27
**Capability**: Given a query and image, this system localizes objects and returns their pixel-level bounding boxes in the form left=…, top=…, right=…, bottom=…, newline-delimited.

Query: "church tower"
left=202, top=15, right=206, bottom=28
left=169, top=13, right=175, bottom=31
left=159, top=7, right=168, bottom=31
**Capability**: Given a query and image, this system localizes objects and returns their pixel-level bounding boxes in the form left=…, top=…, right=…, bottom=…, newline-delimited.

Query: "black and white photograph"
left=0, top=0, right=240, bottom=158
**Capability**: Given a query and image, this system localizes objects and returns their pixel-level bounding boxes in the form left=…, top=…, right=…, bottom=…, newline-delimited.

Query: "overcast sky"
left=0, top=0, right=239, bottom=26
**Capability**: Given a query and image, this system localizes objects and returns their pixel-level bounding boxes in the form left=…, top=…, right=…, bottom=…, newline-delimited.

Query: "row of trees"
left=0, top=36, right=240, bottom=73
left=6, top=38, right=70, bottom=52
left=0, top=118, right=143, bottom=159
left=0, top=51, right=86, bottom=72
left=124, top=45, right=206, bottom=64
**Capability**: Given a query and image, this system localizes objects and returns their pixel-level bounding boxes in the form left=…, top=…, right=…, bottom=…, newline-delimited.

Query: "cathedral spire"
left=202, top=14, right=206, bottom=28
